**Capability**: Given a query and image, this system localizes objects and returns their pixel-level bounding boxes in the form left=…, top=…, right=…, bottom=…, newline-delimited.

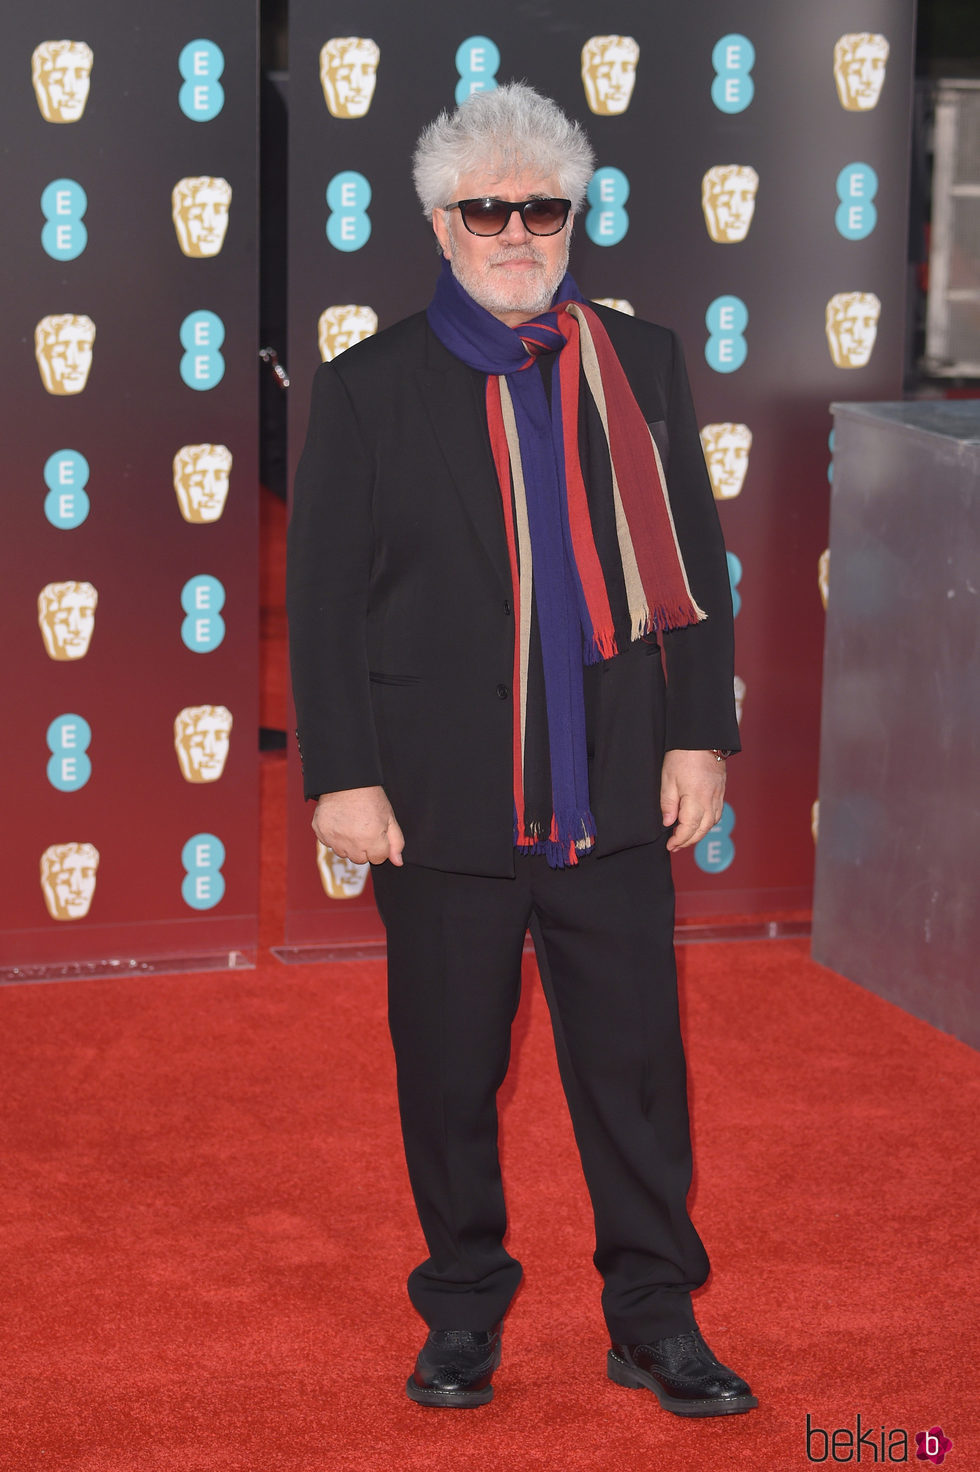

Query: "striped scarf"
left=427, top=260, right=705, bottom=867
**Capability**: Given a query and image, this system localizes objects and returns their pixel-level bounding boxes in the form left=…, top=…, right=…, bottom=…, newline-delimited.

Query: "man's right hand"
left=312, top=786, right=405, bottom=866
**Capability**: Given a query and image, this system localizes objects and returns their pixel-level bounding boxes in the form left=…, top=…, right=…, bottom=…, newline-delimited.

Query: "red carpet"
left=1, top=490, right=976, bottom=1470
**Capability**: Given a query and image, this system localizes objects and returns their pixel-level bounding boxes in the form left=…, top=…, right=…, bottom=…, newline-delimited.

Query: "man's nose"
left=501, top=209, right=533, bottom=243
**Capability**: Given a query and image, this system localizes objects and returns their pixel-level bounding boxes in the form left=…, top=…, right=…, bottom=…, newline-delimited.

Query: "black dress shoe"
left=608, top=1328, right=758, bottom=1417
left=406, top=1323, right=502, bottom=1407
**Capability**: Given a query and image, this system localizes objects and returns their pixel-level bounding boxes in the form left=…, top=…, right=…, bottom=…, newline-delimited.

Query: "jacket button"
left=496, top=684, right=509, bottom=699
left=503, top=599, right=512, bottom=614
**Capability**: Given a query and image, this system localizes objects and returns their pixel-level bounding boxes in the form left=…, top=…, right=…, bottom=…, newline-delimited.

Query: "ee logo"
left=835, top=163, right=878, bottom=240
left=179, top=40, right=225, bottom=121
left=41, top=179, right=87, bottom=261
left=44, top=449, right=90, bottom=528
left=828, top=427, right=835, bottom=484
left=694, top=802, right=736, bottom=874
left=585, top=167, right=630, bottom=247
left=180, top=310, right=225, bottom=389
left=705, top=295, right=748, bottom=373
left=46, top=714, right=92, bottom=791
left=181, top=574, right=226, bottom=651
left=727, top=551, right=743, bottom=617
left=326, top=171, right=371, bottom=252
left=711, top=34, right=754, bottom=114
left=181, top=833, right=226, bottom=910
left=455, top=36, right=500, bottom=103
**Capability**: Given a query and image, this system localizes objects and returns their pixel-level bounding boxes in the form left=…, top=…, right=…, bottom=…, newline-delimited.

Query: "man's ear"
left=431, top=208, right=450, bottom=258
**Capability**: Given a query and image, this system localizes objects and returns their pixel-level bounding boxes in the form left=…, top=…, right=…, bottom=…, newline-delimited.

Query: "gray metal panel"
left=812, top=401, right=980, bottom=1048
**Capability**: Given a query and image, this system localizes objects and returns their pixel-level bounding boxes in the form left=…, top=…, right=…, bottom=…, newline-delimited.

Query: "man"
left=288, top=84, right=755, bottom=1417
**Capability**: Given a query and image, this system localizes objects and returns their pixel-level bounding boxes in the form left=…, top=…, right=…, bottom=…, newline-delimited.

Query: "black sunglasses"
left=447, top=196, right=572, bottom=237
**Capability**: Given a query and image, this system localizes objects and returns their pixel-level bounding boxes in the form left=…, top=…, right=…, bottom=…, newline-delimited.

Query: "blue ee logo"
left=727, top=551, right=742, bottom=617
left=711, top=34, right=754, bottom=114
left=828, top=427, right=835, bottom=485
left=705, top=295, right=748, bottom=373
left=586, top=167, right=630, bottom=246
left=46, top=714, right=92, bottom=792
left=694, top=802, right=736, bottom=874
left=181, top=833, right=226, bottom=910
left=455, top=36, right=500, bottom=104
left=835, top=163, right=878, bottom=241
left=180, top=310, right=225, bottom=389
left=41, top=179, right=87, bottom=261
left=179, top=40, right=225, bottom=121
left=326, top=171, right=371, bottom=252
left=44, top=449, right=90, bottom=528
left=181, top=574, right=226, bottom=651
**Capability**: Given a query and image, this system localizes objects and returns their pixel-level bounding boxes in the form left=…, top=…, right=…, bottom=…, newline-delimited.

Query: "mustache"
left=486, top=245, right=547, bottom=267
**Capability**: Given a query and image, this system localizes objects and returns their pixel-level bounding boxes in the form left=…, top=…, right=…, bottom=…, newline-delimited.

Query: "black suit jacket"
left=287, top=304, right=739, bottom=877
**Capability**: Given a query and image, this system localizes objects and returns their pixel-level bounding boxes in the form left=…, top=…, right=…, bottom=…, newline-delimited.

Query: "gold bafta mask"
left=811, top=800, right=820, bottom=844
left=591, top=298, right=635, bottom=316
left=38, top=581, right=98, bottom=661
left=700, top=422, right=752, bottom=500
left=172, top=176, right=232, bottom=258
left=32, top=40, right=93, bottom=123
left=173, top=444, right=232, bottom=523
left=734, top=674, right=746, bottom=727
left=174, top=705, right=233, bottom=783
left=35, top=314, right=95, bottom=396
left=581, top=35, right=639, bottom=116
left=317, top=305, right=379, bottom=362
left=701, top=165, right=759, bottom=244
left=818, top=548, right=830, bottom=610
left=316, top=840, right=370, bottom=899
left=40, top=842, right=99, bottom=920
left=825, top=292, right=881, bottom=368
left=833, top=33, right=889, bottom=112
left=319, top=37, right=380, bottom=118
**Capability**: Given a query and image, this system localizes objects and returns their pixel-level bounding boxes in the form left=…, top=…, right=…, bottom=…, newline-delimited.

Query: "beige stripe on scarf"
left=498, top=376, right=533, bottom=769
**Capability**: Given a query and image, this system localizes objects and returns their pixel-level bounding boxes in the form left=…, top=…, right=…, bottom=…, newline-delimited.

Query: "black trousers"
left=371, top=838, right=710, bottom=1342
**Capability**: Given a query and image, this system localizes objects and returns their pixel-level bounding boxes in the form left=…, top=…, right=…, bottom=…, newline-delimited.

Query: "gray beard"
left=446, top=230, right=571, bottom=321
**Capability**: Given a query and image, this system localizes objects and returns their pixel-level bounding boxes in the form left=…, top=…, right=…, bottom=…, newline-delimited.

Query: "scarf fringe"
left=515, top=808, right=596, bottom=868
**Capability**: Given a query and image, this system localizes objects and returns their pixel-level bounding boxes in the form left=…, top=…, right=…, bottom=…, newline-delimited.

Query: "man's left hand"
left=660, top=749, right=726, bottom=853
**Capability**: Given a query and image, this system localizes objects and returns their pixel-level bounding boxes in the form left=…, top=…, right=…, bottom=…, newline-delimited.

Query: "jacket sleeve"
left=660, top=330, right=741, bottom=754
left=286, top=361, right=384, bottom=800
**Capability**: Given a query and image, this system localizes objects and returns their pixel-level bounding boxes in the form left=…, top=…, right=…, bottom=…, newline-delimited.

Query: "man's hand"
left=312, top=786, right=405, bottom=866
left=660, top=749, right=726, bottom=853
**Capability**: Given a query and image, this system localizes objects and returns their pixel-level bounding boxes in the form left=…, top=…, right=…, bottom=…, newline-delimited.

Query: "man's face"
left=40, top=843, right=99, bottom=920
left=826, top=293, right=881, bottom=367
left=35, top=315, right=95, bottom=395
left=581, top=37, right=638, bottom=116
left=834, top=33, right=889, bottom=111
left=32, top=42, right=93, bottom=123
left=700, top=422, right=752, bottom=499
left=432, top=171, right=572, bottom=327
left=318, top=306, right=379, bottom=361
left=320, top=40, right=379, bottom=118
left=38, top=582, right=97, bottom=660
left=702, top=166, right=758, bottom=244
left=172, top=178, right=231, bottom=257
left=173, top=445, right=232, bottom=523
left=174, top=706, right=233, bottom=782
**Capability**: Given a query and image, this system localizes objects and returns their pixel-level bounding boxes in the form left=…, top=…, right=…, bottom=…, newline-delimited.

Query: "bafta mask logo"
left=581, top=35, right=639, bottom=115
left=35, top=314, right=95, bottom=396
left=834, top=33, right=889, bottom=112
left=174, top=705, right=232, bottom=783
left=320, top=37, right=380, bottom=118
left=172, top=176, right=232, bottom=258
left=700, top=422, right=752, bottom=500
left=701, top=165, right=759, bottom=244
left=811, top=800, right=820, bottom=844
left=825, top=292, right=881, bottom=368
left=818, top=548, right=830, bottom=610
left=317, top=305, right=378, bottom=362
left=173, top=444, right=232, bottom=523
left=38, top=581, right=97, bottom=661
left=316, top=840, right=370, bottom=899
left=32, top=40, right=93, bottom=123
left=40, top=842, right=99, bottom=921
left=734, top=674, right=746, bottom=727
left=591, top=298, right=635, bottom=316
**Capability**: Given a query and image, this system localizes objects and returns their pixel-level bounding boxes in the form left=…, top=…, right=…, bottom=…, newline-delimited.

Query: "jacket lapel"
left=415, top=327, right=512, bottom=596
